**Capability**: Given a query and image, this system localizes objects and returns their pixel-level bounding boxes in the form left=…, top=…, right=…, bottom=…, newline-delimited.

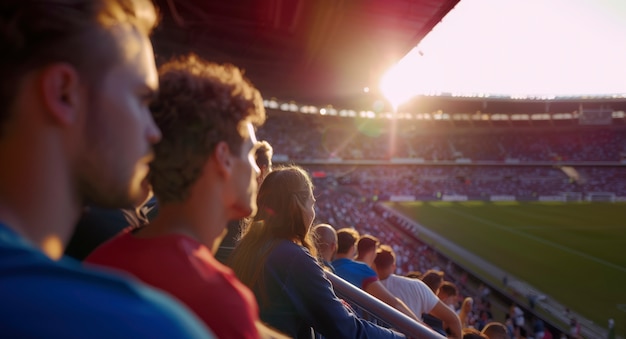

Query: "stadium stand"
left=259, top=107, right=623, bottom=339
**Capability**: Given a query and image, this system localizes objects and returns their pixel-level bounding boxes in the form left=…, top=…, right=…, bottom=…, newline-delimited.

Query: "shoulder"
left=267, top=240, right=316, bottom=266
left=391, top=274, right=432, bottom=291
left=265, top=241, right=327, bottom=284
left=352, top=260, right=377, bottom=275
left=0, top=235, right=211, bottom=338
left=84, top=230, right=134, bottom=262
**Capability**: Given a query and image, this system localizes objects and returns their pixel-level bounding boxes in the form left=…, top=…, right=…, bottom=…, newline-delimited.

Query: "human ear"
left=214, top=141, right=233, bottom=177
left=40, top=63, right=83, bottom=126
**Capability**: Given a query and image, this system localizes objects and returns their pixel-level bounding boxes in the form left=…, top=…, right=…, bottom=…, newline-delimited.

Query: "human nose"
left=146, top=115, right=162, bottom=145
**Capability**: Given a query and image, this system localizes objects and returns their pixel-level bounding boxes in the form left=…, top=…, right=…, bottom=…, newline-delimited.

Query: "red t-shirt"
left=85, top=230, right=260, bottom=339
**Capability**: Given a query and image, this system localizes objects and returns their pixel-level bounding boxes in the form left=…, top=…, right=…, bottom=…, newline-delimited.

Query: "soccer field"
left=386, top=200, right=626, bottom=336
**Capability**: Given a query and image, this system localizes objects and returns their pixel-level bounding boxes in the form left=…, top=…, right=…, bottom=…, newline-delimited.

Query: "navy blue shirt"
left=256, top=240, right=405, bottom=339
left=0, top=223, right=213, bottom=338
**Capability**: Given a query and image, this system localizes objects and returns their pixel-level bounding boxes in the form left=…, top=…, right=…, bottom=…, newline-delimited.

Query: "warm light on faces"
left=79, top=27, right=159, bottom=208
left=246, top=122, right=260, bottom=176
left=303, top=192, right=316, bottom=230
left=231, top=122, right=261, bottom=219
left=121, top=31, right=159, bottom=205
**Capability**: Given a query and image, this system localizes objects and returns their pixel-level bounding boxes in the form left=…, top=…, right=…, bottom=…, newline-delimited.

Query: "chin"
left=234, top=204, right=255, bottom=219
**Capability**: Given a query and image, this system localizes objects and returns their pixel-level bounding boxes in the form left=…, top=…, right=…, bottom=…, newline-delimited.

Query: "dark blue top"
left=0, top=223, right=213, bottom=338
left=257, top=240, right=405, bottom=339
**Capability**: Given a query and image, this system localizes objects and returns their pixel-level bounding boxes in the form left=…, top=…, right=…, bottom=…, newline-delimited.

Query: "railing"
left=325, top=271, right=446, bottom=339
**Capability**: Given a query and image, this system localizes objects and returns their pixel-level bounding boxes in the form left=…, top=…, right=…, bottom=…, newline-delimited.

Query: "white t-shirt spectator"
left=380, top=274, right=439, bottom=319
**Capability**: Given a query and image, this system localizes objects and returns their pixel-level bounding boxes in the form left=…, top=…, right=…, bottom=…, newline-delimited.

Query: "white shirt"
left=380, top=274, right=439, bottom=319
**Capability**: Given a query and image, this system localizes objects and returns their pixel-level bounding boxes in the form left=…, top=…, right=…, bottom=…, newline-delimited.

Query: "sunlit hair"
left=438, top=281, right=458, bottom=297
left=481, top=322, right=509, bottom=339
left=374, top=244, right=396, bottom=269
left=421, top=269, right=444, bottom=293
left=0, top=0, right=158, bottom=136
left=406, top=271, right=422, bottom=279
left=255, top=140, right=273, bottom=169
left=336, top=228, right=359, bottom=254
left=149, top=53, right=266, bottom=203
left=311, top=223, right=336, bottom=253
left=356, top=234, right=379, bottom=257
left=229, top=165, right=315, bottom=303
left=462, top=327, right=488, bottom=339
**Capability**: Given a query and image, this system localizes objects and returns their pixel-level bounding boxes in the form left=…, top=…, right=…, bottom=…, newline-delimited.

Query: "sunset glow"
left=381, top=0, right=626, bottom=107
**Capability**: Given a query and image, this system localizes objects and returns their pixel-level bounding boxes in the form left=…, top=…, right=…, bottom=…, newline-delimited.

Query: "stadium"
left=6, top=0, right=623, bottom=338
left=145, top=0, right=626, bottom=338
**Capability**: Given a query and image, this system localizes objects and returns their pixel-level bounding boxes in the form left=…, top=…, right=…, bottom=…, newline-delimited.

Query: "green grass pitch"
left=385, top=200, right=626, bottom=335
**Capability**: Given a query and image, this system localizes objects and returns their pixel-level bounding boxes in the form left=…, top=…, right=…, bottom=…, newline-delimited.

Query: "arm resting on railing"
left=325, top=271, right=447, bottom=339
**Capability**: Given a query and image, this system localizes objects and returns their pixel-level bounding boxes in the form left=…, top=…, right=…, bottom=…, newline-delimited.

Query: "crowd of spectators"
left=306, top=165, right=626, bottom=200
left=258, top=110, right=626, bottom=162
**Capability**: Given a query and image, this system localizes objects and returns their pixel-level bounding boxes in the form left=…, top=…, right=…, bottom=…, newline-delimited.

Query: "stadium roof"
left=152, top=0, right=460, bottom=107
left=152, top=0, right=626, bottom=114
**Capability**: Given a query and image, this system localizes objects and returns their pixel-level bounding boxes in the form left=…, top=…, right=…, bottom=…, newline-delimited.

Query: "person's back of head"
left=421, top=269, right=445, bottom=293
left=335, top=228, right=359, bottom=256
left=439, top=281, right=458, bottom=297
left=312, top=223, right=337, bottom=263
left=356, top=234, right=379, bottom=260
left=438, top=280, right=459, bottom=306
left=406, top=271, right=422, bottom=279
left=481, top=321, right=509, bottom=339
left=255, top=140, right=273, bottom=182
left=230, top=165, right=316, bottom=291
left=373, top=244, right=396, bottom=280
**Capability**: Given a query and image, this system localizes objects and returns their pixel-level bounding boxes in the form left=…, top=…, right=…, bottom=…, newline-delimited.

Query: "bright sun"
left=380, top=0, right=626, bottom=108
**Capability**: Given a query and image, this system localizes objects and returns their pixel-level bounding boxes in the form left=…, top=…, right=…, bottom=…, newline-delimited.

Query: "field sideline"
left=385, top=201, right=626, bottom=336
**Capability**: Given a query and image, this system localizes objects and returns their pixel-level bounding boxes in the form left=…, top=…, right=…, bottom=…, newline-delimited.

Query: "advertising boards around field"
left=538, top=195, right=566, bottom=202
left=490, top=195, right=516, bottom=201
left=390, top=195, right=416, bottom=202
left=442, top=194, right=468, bottom=201
left=390, top=157, right=425, bottom=164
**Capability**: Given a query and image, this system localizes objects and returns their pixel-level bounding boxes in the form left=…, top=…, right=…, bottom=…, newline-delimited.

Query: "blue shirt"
left=0, top=223, right=213, bottom=338
left=332, top=257, right=379, bottom=290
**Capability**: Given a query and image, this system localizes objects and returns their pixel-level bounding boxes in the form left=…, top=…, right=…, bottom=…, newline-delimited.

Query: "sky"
left=380, top=0, right=626, bottom=108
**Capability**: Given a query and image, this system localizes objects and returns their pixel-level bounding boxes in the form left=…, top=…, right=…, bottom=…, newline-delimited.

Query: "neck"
left=322, top=250, right=334, bottom=262
left=137, top=193, right=230, bottom=253
left=357, top=251, right=375, bottom=265
left=378, top=270, right=392, bottom=280
left=334, top=252, right=352, bottom=260
left=0, top=130, right=79, bottom=260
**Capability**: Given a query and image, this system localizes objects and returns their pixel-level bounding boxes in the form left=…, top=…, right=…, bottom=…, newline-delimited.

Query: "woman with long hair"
left=229, top=165, right=404, bottom=339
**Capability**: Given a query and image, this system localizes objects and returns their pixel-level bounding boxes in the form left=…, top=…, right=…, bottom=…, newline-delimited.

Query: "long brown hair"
left=229, top=165, right=317, bottom=301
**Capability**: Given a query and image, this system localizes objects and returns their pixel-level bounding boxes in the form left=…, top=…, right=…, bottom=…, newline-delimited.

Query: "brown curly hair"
left=149, top=53, right=266, bottom=203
